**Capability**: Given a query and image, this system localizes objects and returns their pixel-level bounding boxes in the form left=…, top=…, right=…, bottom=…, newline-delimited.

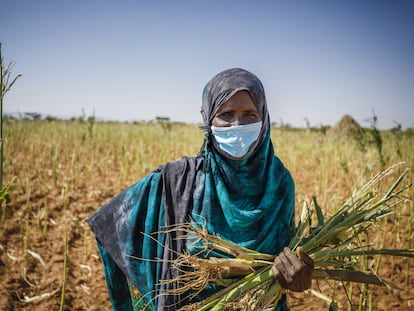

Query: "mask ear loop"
left=198, top=126, right=212, bottom=172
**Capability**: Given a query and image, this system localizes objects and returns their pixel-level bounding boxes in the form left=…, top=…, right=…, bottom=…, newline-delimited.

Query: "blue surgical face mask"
left=211, top=121, right=262, bottom=158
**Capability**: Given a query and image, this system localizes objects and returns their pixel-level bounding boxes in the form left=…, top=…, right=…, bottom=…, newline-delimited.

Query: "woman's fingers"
left=283, top=247, right=303, bottom=271
left=272, top=247, right=314, bottom=292
left=296, top=247, right=314, bottom=268
left=272, top=248, right=295, bottom=286
left=272, top=254, right=290, bottom=288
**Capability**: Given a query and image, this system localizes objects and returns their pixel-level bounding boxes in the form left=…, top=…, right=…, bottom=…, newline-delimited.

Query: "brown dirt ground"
left=1, top=183, right=413, bottom=311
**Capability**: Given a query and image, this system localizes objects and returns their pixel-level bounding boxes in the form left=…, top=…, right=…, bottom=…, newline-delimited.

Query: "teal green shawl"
left=88, top=68, right=295, bottom=311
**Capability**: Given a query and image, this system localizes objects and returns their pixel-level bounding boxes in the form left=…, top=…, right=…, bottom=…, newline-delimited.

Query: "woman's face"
left=211, top=91, right=261, bottom=127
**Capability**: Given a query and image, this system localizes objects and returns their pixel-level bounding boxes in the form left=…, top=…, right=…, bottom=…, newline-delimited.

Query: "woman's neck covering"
left=191, top=68, right=293, bottom=251
left=87, top=68, right=294, bottom=311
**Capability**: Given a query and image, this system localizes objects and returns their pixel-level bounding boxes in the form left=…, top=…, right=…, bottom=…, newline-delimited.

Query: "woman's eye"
left=220, top=112, right=233, bottom=118
left=245, top=112, right=259, bottom=118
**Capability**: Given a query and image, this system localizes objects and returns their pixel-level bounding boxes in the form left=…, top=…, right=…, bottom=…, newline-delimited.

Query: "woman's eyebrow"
left=244, top=108, right=259, bottom=113
left=217, top=107, right=233, bottom=113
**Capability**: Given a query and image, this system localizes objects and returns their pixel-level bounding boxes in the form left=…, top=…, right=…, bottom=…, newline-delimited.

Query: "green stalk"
left=359, top=235, right=370, bottom=311
left=192, top=269, right=265, bottom=311
left=59, top=226, right=69, bottom=311
left=312, top=269, right=399, bottom=289
left=300, top=186, right=407, bottom=255
left=0, top=41, right=22, bottom=192
left=312, top=248, right=414, bottom=264
left=381, top=168, right=409, bottom=199
left=210, top=267, right=275, bottom=311
left=300, top=199, right=374, bottom=252
left=407, top=200, right=414, bottom=285
left=255, top=280, right=283, bottom=308
left=347, top=282, right=353, bottom=311
left=203, top=234, right=274, bottom=261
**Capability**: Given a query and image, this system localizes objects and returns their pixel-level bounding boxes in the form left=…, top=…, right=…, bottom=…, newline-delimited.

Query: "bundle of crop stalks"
left=158, top=163, right=413, bottom=311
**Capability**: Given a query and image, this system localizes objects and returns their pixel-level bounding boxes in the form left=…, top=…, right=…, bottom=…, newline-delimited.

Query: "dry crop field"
left=0, top=117, right=413, bottom=310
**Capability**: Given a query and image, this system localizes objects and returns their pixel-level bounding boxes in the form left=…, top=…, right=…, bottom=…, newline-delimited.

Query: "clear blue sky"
left=1, top=0, right=413, bottom=129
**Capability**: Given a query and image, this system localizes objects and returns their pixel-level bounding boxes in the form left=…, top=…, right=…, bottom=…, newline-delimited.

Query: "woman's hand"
left=271, top=247, right=314, bottom=292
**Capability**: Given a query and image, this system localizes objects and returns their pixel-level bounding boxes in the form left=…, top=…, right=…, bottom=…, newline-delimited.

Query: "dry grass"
left=1, top=118, right=413, bottom=310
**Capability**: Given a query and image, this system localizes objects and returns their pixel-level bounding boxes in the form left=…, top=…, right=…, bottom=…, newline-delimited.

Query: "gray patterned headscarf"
left=200, top=68, right=270, bottom=160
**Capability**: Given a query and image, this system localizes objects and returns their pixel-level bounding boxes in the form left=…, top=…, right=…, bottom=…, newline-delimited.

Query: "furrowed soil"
left=1, top=120, right=413, bottom=310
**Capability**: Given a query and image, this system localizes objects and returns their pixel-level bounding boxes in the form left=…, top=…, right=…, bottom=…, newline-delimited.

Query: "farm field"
left=0, top=118, right=413, bottom=310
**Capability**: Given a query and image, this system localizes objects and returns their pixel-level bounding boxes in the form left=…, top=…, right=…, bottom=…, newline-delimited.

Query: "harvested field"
left=1, top=119, right=413, bottom=310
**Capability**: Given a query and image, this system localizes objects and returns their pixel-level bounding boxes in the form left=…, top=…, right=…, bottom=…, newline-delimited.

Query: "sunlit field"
left=1, top=117, right=413, bottom=310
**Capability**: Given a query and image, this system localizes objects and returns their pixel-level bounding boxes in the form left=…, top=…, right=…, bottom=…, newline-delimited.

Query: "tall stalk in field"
left=0, top=41, right=22, bottom=211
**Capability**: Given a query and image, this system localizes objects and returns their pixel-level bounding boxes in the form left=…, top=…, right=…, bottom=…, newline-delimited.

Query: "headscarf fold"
left=88, top=68, right=294, bottom=311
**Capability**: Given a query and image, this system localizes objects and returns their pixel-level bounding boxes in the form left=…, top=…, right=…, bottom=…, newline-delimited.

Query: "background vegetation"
left=0, top=117, right=413, bottom=310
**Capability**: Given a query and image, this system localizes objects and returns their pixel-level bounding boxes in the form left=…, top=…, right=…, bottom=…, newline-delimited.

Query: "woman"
left=88, top=68, right=313, bottom=311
